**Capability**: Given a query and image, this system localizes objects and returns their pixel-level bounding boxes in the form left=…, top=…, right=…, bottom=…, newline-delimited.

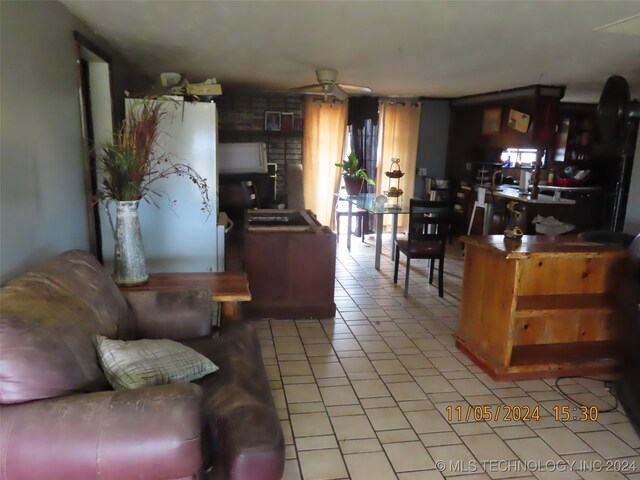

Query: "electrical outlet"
left=466, top=162, right=472, bottom=171
left=417, top=168, right=428, bottom=176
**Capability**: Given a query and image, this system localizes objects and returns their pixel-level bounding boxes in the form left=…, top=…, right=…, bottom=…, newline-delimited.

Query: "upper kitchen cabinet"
left=553, top=103, right=597, bottom=164
left=446, top=85, right=565, bottom=182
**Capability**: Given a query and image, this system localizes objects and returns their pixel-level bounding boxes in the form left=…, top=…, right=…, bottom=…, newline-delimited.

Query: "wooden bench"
left=119, top=272, right=251, bottom=322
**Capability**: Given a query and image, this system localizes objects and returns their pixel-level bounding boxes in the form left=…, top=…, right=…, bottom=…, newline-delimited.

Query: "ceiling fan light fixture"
left=316, top=68, right=338, bottom=84
left=293, top=68, right=372, bottom=100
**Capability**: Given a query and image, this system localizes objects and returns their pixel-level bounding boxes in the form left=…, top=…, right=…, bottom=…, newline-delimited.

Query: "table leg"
left=483, top=204, right=494, bottom=235
left=375, top=213, right=383, bottom=271
left=347, top=201, right=353, bottom=252
left=221, top=302, right=239, bottom=322
left=391, top=212, right=398, bottom=261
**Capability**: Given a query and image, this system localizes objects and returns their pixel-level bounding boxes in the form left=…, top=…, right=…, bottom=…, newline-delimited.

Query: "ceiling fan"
left=293, top=68, right=372, bottom=101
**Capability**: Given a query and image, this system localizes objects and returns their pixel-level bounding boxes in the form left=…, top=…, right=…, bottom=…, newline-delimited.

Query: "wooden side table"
left=119, top=272, right=251, bottom=322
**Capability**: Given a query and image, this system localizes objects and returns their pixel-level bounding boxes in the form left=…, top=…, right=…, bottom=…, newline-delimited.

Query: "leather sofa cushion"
left=0, top=384, right=203, bottom=480
left=0, top=250, right=132, bottom=404
left=0, top=314, right=109, bottom=404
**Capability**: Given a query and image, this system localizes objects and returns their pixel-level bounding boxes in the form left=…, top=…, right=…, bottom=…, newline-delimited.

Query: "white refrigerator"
left=101, top=97, right=224, bottom=273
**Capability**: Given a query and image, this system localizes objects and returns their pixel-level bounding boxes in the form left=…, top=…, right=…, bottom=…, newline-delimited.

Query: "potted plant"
left=97, top=97, right=212, bottom=286
left=335, top=151, right=375, bottom=195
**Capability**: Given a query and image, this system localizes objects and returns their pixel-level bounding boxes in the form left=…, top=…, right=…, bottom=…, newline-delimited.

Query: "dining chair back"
left=394, top=200, right=453, bottom=298
left=450, top=182, right=471, bottom=243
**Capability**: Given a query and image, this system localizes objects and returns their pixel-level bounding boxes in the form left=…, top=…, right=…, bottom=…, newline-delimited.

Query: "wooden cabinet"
left=553, top=103, right=597, bottom=164
left=243, top=209, right=336, bottom=319
left=447, top=85, right=564, bottom=183
left=455, top=235, right=625, bottom=380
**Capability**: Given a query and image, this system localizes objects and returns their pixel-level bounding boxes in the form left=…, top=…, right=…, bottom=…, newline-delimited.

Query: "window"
left=500, top=148, right=546, bottom=169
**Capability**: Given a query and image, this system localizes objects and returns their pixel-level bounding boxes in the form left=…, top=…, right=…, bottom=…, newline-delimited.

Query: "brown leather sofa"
left=0, top=250, right=284, bottom=480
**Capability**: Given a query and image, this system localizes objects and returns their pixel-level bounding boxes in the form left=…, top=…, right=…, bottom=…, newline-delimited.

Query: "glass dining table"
left=340, top=193, right=412, bottom=271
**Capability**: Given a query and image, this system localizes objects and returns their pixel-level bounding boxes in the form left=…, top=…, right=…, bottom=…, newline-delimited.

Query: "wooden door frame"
left=74, top=32, right=115, bottom=263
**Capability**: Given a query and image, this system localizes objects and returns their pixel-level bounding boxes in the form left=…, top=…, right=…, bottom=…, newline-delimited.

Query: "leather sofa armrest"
left=0, top=383, right=204, bottom=480
left=184, top=322, right=285, bottom=480
left=124, top=290, right=214, bottom=340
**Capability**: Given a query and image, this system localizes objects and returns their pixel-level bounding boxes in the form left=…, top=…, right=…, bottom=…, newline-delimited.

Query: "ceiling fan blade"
left=331, top=85, right=349, bottom=101
left=292, top=84, right=324, bottom=92
left=338, top=83, right=373, bottom=93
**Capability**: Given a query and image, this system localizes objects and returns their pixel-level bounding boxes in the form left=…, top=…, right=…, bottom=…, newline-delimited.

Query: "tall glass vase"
left=109, top=200, right=148, bottom=286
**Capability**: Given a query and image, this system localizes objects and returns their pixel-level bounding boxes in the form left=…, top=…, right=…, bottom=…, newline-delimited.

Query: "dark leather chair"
left=394, top=200, right=453, bottom=298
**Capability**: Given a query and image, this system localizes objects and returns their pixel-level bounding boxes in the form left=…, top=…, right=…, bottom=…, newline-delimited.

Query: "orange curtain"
left=302, top=98, right=348, bottom=228
left=376, top=100, right=421, bottom=230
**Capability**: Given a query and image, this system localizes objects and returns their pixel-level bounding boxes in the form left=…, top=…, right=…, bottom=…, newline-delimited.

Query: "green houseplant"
left=97, top=97, right=212, bottom=286
left=335, top=151, right=375, bottom=195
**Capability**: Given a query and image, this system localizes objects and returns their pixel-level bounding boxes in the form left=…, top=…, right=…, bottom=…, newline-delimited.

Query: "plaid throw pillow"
left=94, top=335, right=218, bottom=390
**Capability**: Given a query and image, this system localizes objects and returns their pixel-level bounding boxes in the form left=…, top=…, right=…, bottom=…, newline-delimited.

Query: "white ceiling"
left=61, top=0, right=640, bottom=102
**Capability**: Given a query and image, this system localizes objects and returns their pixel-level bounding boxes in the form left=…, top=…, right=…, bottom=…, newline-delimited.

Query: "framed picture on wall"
left=264, top=111, right=281, bottom=131
left=482, top=107, right=502, bottom=135
left=281, top=112, right=293, bottom=132
left=508, top=109, right=531, bottom=133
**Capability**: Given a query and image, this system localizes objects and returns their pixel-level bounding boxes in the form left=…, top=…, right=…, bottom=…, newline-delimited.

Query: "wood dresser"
left=243, top=209, right=336, bottom=319
left=455, top=235, right=626, bottom=380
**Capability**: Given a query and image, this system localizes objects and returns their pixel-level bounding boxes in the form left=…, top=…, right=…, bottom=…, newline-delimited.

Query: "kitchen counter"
left=455, top=235, right=626, bottom=380
left=536, top=184, right=602, bottom=193
left=462, top=234, right=622, bottom=258
left=464, top=185, right=577, bottom=234
left=491, top=186, right=575, bottom=205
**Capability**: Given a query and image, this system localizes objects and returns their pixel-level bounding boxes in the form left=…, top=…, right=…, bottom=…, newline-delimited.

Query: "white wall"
left=414, top=99, right=451, bottom=198
left=624, top=142, right=640, bottom=236
left=0, top=2, right=138, bottom=283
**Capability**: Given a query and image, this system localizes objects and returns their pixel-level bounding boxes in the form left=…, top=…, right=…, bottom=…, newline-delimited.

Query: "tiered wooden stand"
left=455, top=235, right=626, bottom=380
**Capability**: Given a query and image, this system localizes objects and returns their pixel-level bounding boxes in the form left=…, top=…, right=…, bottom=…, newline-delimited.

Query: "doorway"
left=75, top=32, right=114, bottom=263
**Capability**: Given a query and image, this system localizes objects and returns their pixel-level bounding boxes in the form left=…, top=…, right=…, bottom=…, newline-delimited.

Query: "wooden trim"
left=73, top=32, right=112, bottom=63
left=515, top=293, right=614, bottom=316
left=74, top=31, right=117, bottom=263
left=452, top=84, right=566, bottom=106
left=120, top=272, right=252, bottom=302
left=119, top=272, right=252, bottom=322
left=455, top=336, right=617, bottom=381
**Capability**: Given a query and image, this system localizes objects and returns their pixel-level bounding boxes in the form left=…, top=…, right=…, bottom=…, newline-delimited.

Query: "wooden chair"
left=394, top=200, right=453, bottom=298
left=335, top=199, right=366, bottom=242
left=466, top=188, right=508, bottom=235
left=450, top=182, right=471, bottom=243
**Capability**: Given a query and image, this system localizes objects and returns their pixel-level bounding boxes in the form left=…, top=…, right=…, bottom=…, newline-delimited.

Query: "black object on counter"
left=577, top=230, right=635, bottom=246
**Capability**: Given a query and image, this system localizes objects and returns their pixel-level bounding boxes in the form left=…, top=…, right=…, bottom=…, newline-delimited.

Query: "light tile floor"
left=254, top=234, right=640, bottom=480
